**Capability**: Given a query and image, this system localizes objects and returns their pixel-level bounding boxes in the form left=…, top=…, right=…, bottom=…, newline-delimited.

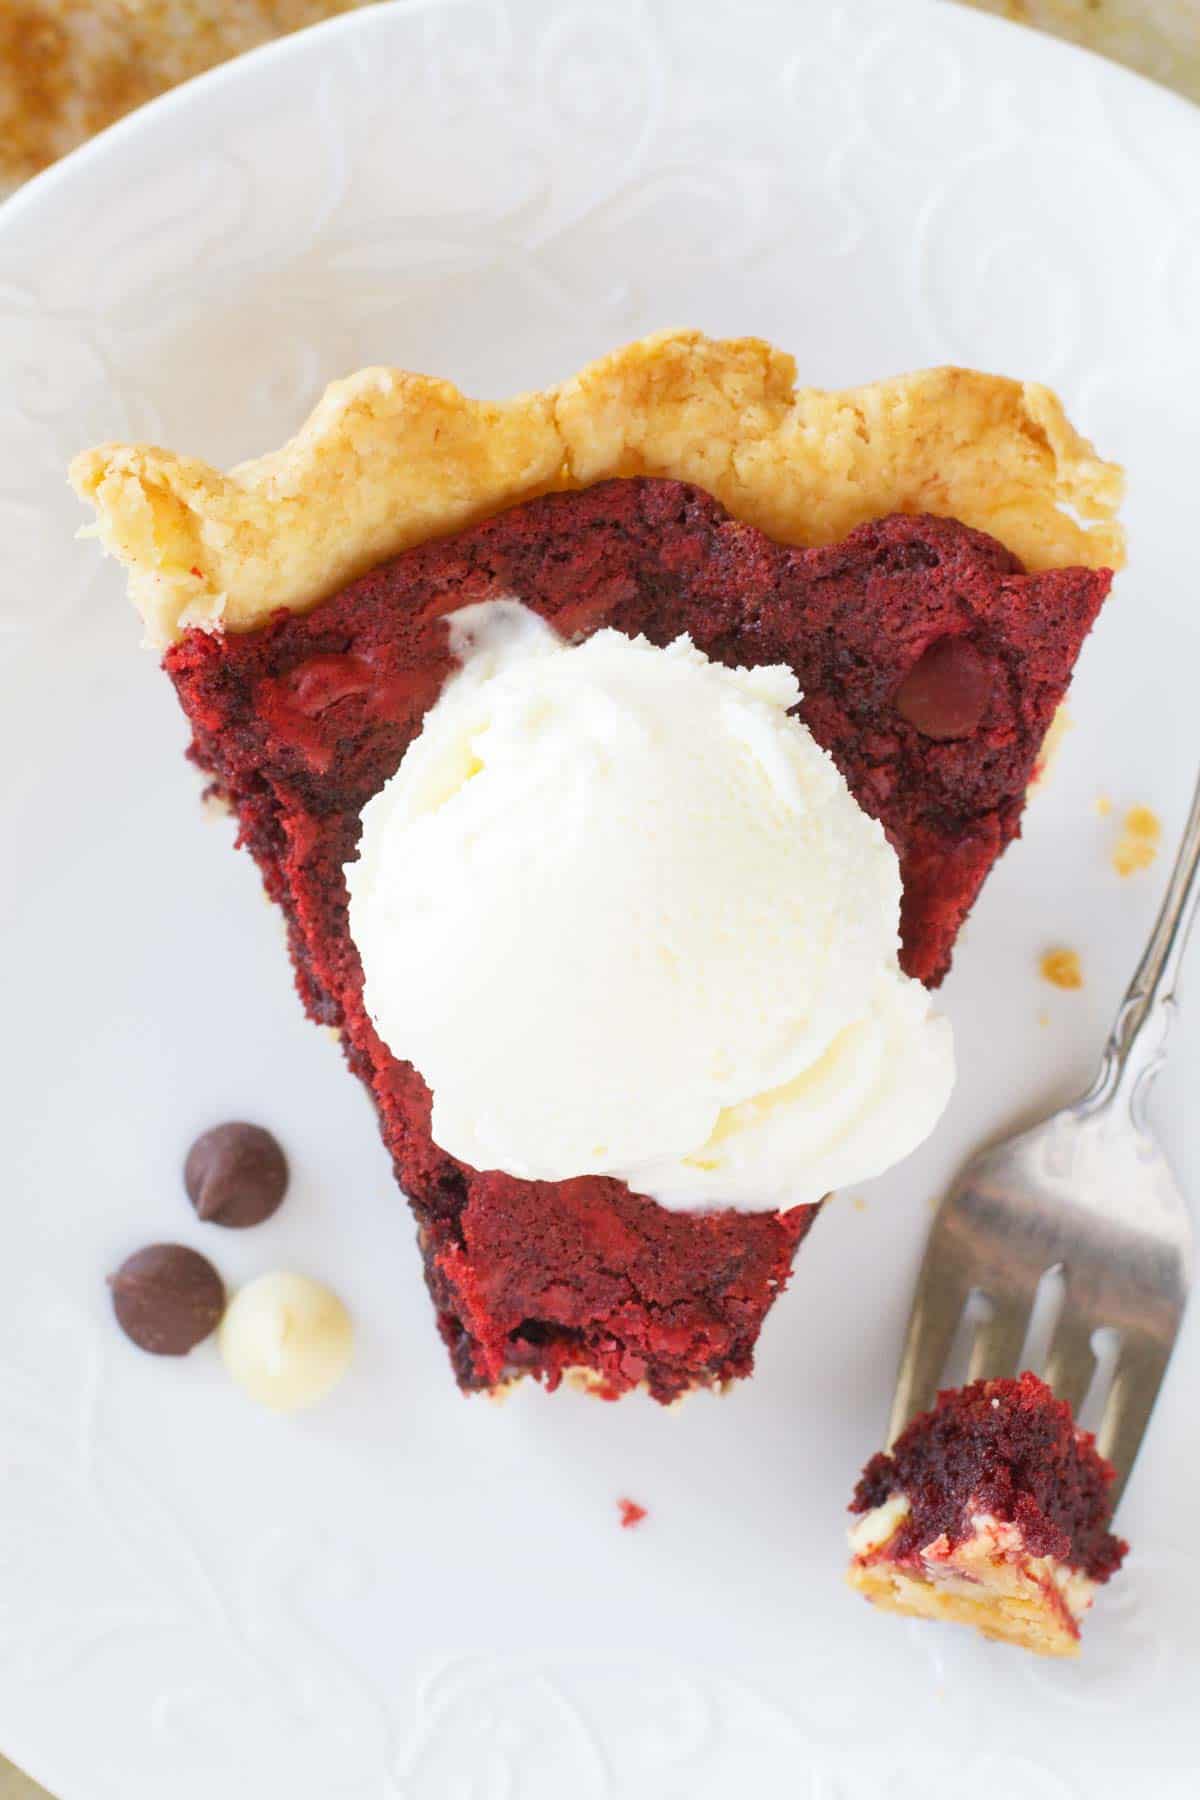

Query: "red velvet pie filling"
left=164, top=478, right=1110, bottom=1400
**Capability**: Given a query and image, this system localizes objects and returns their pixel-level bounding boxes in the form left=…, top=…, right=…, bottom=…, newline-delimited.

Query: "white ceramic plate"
left=3, top=2, right=1199, bottom=1794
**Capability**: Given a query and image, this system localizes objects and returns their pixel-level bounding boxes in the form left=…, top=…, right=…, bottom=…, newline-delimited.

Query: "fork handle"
left=1084, top=769, right=1200, bottom=1125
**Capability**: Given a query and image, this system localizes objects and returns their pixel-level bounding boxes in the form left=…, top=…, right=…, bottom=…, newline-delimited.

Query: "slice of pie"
left=71, top=331, right=1122, bottom=1403
left=847, top=1373, right=1127, bottom=1656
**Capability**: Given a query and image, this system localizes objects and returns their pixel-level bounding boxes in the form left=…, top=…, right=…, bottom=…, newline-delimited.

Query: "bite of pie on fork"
left=848, top=772, right=1200, bottom=1655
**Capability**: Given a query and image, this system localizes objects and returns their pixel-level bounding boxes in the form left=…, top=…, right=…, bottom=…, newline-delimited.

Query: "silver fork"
left=890, top=773, right=1200, bottom=1508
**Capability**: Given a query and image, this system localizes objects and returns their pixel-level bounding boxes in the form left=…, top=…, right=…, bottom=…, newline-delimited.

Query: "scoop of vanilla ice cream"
left=345, top=603, right=954, bottom=1212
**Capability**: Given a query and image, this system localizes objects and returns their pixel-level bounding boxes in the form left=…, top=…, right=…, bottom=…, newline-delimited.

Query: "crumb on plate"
left=1040, top=947, right=1083, bottom=991
left=618, top=1498, right=648, bottom=1530
left=1113, top=806, right=1161, bottom=877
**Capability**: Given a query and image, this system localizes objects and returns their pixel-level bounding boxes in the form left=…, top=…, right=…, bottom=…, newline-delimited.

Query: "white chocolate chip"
left=219, top=1272, right=353, bottom=1412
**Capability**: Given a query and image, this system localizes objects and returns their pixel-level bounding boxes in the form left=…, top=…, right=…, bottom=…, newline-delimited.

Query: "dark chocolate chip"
left=184, top=1122, right=289, bottom=1229
left=109, top=1244, right=225, bottom=1356
left=895, top=636, right=993, bottom=741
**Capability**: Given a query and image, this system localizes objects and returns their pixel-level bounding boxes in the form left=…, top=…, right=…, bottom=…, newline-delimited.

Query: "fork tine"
left=1043, top=1311, right=1097, bottom=1416
left=1098, top=1334, right=1174, bottom=1510
left=887, top=1248, right=970, bottom=1446
left=966, top=1292, right=1033, bottom=1385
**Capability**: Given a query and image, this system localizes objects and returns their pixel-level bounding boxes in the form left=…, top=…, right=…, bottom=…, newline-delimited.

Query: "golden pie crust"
left=848, top=1501, right=1095, bottom=1657
left=70, top=328, right=1125, bottom=648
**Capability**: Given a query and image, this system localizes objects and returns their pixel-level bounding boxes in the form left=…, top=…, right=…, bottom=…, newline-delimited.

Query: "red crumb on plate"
left=618, top=1498, right=648, bottom=1529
